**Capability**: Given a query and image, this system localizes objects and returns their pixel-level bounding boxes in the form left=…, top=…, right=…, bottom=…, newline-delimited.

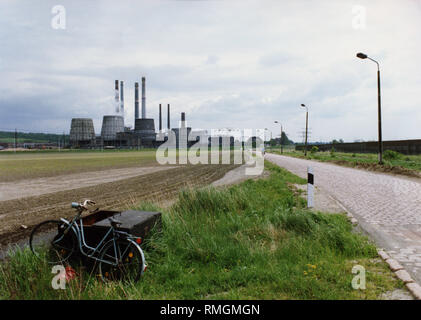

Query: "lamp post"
left=356, top=52, right=383, bottom=164
left=274, top=121, right=283, bottom=154
left=300, top=104, right=308, bottom=156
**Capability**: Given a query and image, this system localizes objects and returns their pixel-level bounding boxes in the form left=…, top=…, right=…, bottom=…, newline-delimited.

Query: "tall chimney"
left=134, top=82, right=139, bottom=120
left=115, top=80, right=119, bottom=113
left=167, top=104, right=170, bottom=130
left=181, top=112, right=186, bottom=128
left=120, top=81, right=124, bottom=115
left=159, top=104, right=162, bottom=131
left=141, top=77, right=146, bottom=118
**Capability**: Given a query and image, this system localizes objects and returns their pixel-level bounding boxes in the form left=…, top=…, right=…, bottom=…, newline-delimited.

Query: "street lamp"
left=356, top=52, right=383, bottom=164
left=300, top=104, right=308, bottom=156
left=274, top=121, right=283, bottom=154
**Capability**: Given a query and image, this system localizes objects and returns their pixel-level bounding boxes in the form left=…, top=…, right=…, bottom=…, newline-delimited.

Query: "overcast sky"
left=0, top=0, right=420, bottom=142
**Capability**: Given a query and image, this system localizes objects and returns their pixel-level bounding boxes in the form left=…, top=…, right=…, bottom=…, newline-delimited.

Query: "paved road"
left=266, top=153, right=421, bottom=284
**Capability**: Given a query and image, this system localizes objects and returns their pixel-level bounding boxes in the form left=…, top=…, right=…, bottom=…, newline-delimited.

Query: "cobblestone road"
left=266, top=153, right=421, bottom=284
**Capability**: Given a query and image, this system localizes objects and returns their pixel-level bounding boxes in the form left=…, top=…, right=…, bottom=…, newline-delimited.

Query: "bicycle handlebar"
left=71, top=200, right=96, bottom=211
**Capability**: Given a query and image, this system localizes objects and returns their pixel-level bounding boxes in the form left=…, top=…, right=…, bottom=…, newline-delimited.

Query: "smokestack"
left=120, top=81, right=124, bottom=115
left=167, top=104, right=170, bottom=130
left=181, top=112, right=186, bottom=128
left=115, top=80, right=119, bottom=113
left=159, top=104, right=162, bottom=131
left=134, top=82, right=139, bottom=120
left=141, top=77, right=146, bottom=118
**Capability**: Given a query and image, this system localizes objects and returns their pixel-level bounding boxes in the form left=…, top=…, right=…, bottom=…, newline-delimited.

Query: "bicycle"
left=29, top=200, right=146, bottom=282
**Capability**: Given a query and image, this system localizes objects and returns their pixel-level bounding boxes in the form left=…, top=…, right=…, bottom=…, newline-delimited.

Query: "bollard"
left=307, top=166, right=314, bottom=208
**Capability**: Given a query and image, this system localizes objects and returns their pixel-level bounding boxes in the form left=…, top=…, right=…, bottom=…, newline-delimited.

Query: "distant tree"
left=280, top=132, right=293, bottom=145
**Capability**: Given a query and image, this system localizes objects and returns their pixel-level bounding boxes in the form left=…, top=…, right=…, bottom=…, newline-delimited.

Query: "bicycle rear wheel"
left=29, top=220, right=76, bottom=264
left=98, top=239, right=144, bottom=282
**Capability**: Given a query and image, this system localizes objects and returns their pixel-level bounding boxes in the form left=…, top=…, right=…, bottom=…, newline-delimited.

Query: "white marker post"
left=307, top=166, right=314, bottom=208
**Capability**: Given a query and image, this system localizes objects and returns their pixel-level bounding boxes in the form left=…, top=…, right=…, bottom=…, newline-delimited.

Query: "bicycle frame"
left=57, top=215, right=131, bottom=266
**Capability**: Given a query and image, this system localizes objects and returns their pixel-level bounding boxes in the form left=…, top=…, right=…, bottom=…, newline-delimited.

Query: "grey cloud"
left=0, top=0, right=420, bottom=143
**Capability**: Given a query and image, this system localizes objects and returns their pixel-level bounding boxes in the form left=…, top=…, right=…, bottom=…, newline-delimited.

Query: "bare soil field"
left=0, top=166, right=174, bottom=201
left=0, top=164, right=238, bottom=250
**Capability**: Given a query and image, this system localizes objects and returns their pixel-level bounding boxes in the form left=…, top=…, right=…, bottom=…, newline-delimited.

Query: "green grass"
left=270, top=149, right=421, bottom=174
left=0, top=150, right=159, bottom=181
left=0, top=162, right=403, bottom=299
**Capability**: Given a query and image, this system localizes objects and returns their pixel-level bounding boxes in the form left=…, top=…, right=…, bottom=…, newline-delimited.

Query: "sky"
left=0, top=0, right=420, bottom=143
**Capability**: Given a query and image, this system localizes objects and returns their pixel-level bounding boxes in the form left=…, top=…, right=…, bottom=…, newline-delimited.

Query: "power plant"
left=69, top=77, right=191, bottom=149
left=69, top=118, right=96, bottom=147
left=101, top=115, right=124, bottom=142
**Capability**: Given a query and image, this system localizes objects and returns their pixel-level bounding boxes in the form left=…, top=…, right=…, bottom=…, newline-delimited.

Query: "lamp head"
left=301, top=104, right=306, bottom=107
left=356, top=52, right=368, bottom=59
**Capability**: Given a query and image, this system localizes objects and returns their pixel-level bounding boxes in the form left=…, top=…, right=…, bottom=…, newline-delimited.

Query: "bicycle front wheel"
left=29, top=220, right=76, bottom=264
left=98, top=239, right=144, bottom=282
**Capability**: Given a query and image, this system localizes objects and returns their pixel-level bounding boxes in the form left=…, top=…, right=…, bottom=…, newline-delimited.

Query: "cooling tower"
left=69, top=118, right=95, bottom=146
left=101, top=115, right=124, bottom=141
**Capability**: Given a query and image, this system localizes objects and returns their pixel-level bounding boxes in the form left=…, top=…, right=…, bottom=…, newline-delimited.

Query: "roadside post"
left=307, top=166, right=314, bottom=208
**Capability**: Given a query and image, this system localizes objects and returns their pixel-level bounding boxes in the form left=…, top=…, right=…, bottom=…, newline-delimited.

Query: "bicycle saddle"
left=108, top=217, right=123, bottom=227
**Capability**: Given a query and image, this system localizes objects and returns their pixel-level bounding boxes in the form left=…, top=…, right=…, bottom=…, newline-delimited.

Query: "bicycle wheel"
left=98, top=239, right=144, bottom=282
left=29, top=220, right=76, bottom=264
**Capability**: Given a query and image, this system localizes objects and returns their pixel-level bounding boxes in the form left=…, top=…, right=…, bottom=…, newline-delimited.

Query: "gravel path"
left=211, top=164, right=265, bottom=187
left=266, top=153, right=421, bottom=284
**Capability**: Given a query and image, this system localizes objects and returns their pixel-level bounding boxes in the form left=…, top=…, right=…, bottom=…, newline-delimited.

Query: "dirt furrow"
left=0, top=164, right=237, bottom=249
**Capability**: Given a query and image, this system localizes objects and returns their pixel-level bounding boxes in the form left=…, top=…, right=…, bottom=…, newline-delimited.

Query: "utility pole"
left=301, top=104, right=309, bottom=156
left=305, top=111, right=308, bottom=156
left=14, top=128, right=17, bottom=153
left=377, top=68, right=383, bottom=164
left=281, top=124, right=283, bottom=154
left=357, top=52, right=383, bottom=164
left=274, top=121, right=283, bottom=154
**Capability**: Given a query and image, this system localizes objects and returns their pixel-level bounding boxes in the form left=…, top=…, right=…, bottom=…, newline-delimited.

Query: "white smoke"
left=115, top=89, right=120, bottom=113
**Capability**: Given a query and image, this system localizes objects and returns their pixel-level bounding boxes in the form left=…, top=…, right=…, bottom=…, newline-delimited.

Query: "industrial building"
left=69, top=118, right=96, bottom=148
left=69, top=77, right=193, bottom=149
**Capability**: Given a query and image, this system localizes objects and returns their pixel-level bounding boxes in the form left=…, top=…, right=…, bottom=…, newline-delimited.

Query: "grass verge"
left=0, top=162, right=403, bottom=299
left=269, top=149, right=421, bottom=178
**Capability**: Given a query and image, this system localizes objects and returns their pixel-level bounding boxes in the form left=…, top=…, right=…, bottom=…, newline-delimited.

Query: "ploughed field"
left=0, top=150, right=238, bottom=250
